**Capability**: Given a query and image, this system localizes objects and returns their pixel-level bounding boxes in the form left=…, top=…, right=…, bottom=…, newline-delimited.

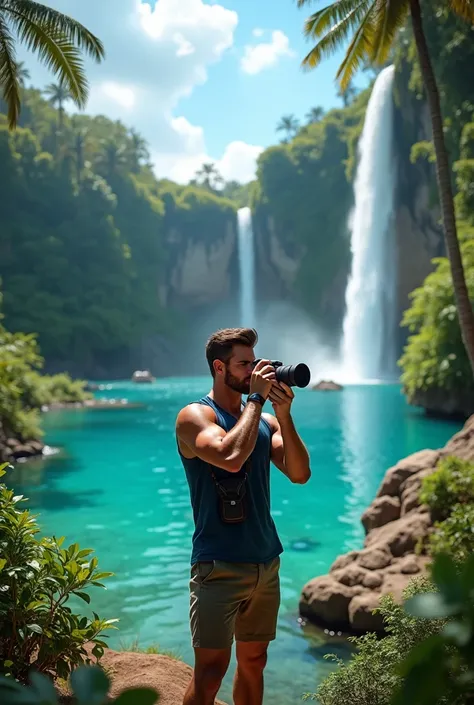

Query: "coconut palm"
left=97, top=138, right=127, bottom=180
left=44, top=82, right=72, bottom=128
left=128, top=128, right=150, bottom=173
left=195, top=162, right=224, bottom=191
left=0, top=0, right=104, bottom=129
left=298, top=0, right=474, bottom=374
left=276, top=114, right=300, bottom=142
left=305, top=106, right=325, bottom=123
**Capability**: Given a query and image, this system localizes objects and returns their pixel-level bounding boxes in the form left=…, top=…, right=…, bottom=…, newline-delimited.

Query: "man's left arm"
left=264, top=382, right=311, bottom=484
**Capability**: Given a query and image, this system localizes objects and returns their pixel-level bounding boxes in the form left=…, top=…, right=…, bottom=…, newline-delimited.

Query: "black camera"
left=251, top=359, right=311, bottom=388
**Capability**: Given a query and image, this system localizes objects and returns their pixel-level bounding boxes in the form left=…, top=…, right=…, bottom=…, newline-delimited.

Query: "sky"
left=18, top=0, right=364, bottom=184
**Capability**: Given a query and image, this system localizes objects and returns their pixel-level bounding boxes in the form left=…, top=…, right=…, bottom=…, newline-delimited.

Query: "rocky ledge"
left=0, top=437, right=45, bottom=464
left=300, top=414, right=474, bottom=633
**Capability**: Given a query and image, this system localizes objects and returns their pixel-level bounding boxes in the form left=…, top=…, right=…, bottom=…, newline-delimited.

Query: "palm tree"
left=97, top=138, right=127, bottom=180
left=70, top=123, right=88, bottom=181
left=44, top=82, right=72, bottom=128
left=128, top=128, right=149, bottom=173
left=276, top=114, right=300, bottom=142
left=15, top=61, right=29, bottom=87
left=305, top=106, right=325, bottom=124
left=195, top=162, right=224, bottom=191
left=0, top=0, right=104, bottom=130
left=297, top=0, right=474, bottom=375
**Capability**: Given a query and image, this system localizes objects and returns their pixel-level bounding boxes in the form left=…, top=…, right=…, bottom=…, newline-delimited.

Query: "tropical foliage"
left=0, top=87, right=237, bottom=376
left=0, top=0, right=104, bottom=128
left=0, top=463, right=115, bottom=682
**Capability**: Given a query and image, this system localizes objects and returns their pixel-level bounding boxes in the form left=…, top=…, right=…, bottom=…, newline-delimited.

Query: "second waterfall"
left=342, top=65, right=397, bottom=382
left=237, top=207, right=257, bottom=328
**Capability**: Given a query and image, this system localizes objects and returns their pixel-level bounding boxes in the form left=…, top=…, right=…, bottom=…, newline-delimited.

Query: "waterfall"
left=342, top=65, right=397, bottom=382
left=237, top=207, right=256, bottom=328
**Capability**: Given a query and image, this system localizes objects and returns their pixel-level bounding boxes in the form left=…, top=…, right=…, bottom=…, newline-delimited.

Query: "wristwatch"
left=247, top=393, right=266, bottom=407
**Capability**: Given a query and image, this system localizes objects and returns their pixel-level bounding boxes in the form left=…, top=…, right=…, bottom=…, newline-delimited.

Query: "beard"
left=224, top=370, right=251, bottom=395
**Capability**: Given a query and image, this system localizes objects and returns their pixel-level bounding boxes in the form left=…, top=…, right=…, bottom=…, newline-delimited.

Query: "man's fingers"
left=278, top=382, right=294, bottom=398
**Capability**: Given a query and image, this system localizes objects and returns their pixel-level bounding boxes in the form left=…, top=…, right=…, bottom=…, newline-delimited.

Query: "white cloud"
left=101, top=81, right=136, bottom=109
left=16, top=0, right=261, bottom=183
left=241, top=30, right=295, bottom=75
left=253, top=28, right=264, bottom=37
left=217, top=141, right=263, bottom=183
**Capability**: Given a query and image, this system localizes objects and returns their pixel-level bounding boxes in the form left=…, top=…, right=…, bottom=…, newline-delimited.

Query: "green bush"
left=393, top=553, right=474, bottom=705
left=420, top=456, right=474, bottom=521
left=0, top=464, right=116, bottom=682
left=303, top=578, right=445, bottom=705
left=25, top=372, right=92, bottom=407
left=429, top=503, right=474, bottom=564
left=0, top=664, right=160, bottom=704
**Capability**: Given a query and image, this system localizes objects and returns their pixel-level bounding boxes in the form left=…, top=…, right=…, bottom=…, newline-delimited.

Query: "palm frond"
left=302, top=1, right=374, bottom=70
left=2, top=0, right=104, bottom=61
left=371, top=0, right=409, bottom=65
left=335, top=2, right=377, bottom=90
left=0, top=15, right=20, bottom=129
left=449, top=0, right=474, bottom=21
left=5, top=10, right=89, bottom=106
left=302, top=0, right=370, bottom=39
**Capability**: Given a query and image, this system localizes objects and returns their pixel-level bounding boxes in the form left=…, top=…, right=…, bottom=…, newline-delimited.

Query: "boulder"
left=358, top=547, right=392, bottom=570
left=376, top=450, right=440, bottom=498
left=441, top=415, right=474, bottom=462
left=364, top=512, right=431, bottom=557
left=361, top=496, right=401, bottom=533
left=312, top=380, right=343, bottom=391
left=349, top=594, right=385, bottom=632
left=300, top=576, right=365, bottom=626
left=330, top=551, right=359, bottom=572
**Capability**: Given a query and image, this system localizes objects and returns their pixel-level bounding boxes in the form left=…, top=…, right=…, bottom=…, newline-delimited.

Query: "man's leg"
left=183, top=647, right=231, bottom=705
left=233, top=641, right=268, bottom=705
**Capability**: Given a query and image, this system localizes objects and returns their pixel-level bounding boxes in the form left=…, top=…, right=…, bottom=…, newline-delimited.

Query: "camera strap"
left=210, top=457, right=250, bottom=524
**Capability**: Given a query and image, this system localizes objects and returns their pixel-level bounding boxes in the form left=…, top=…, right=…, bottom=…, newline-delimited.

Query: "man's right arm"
left=176, top=359, right=276, bottom=473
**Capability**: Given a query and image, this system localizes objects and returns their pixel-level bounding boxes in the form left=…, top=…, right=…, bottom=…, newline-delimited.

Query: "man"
left=175, top=327, right=311, bottom=705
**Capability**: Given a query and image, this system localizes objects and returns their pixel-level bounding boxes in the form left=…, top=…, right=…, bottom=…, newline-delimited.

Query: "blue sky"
left=21, top=0, right=366, bottom=183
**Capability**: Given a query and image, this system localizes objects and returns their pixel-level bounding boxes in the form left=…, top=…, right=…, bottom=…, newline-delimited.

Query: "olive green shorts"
left=189, top=557, right=281, bottom=649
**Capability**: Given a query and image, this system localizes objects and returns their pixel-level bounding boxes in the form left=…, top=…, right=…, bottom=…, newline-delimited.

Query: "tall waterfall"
left=237, top=207, right=256, bottom=328
left=342, top=65, right=397, bottom=381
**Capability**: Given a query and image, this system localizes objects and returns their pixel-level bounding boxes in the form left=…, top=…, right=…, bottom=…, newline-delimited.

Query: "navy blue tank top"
left=178, top=396, right=283, bottom=565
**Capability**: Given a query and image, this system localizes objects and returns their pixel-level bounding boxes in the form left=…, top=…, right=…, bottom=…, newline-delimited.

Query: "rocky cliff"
left=299, top=414, right=474, bottom=633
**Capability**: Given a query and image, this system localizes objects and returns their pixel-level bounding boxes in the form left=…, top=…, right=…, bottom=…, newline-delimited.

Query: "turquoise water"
left=10, top=379, right=461, bottom=703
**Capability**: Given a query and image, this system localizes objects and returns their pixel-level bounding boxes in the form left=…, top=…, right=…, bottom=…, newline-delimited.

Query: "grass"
left=118, top=637, right=181, bottom=660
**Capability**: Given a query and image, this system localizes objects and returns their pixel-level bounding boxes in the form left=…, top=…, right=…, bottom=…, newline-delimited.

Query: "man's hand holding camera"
left=249, top=358, right=277, bottom=399
left=268, top=382, right=294, bottom=420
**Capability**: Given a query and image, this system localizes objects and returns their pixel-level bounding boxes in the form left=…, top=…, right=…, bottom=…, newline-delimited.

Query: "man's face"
left=223, top=345, right=255, bottom=394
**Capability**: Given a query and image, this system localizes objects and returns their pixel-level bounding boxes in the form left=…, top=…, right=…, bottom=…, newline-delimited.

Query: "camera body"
left=251, top=359, right=311, bottom=388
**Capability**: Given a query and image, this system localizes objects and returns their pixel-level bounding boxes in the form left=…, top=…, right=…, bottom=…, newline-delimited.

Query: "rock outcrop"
left=299, top=415, right=474, bottom=633
left=59, top=650, right=228, bottom=705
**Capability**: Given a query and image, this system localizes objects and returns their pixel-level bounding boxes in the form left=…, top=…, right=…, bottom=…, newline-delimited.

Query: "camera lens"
left=276, top=363, right=311, bottom=388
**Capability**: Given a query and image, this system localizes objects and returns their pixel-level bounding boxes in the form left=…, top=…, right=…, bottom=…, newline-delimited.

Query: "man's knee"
left=236, top=641, right=269, bottom=673
left=194, top=648, right=230, bottom=691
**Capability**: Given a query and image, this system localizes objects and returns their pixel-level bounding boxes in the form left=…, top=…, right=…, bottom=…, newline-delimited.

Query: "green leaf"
left=113, top=687, right=159, bottom=705
left=0, top=558, right=6, bottom=572
left=73, top=591, right=91, bottom=604
left=4, top=661, right=13, bottom=668
left=442, top=620, right=472, bottom=646
left=29, top=672, right=59, bottom=703
left=70, top=665, right=110, bottom=704
left=405, top=592, right=460, bottom=619
left=431, top=552, right=463, bottom=605
left=27, top=623, right=43, bottom=634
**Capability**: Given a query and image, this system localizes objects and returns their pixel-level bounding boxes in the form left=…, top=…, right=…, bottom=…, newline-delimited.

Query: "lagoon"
left=10, top=379, right=461, bottom=703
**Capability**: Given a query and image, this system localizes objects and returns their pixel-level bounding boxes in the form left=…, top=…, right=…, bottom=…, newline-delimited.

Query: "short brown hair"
left=206, top=328, right=258, bottom=377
